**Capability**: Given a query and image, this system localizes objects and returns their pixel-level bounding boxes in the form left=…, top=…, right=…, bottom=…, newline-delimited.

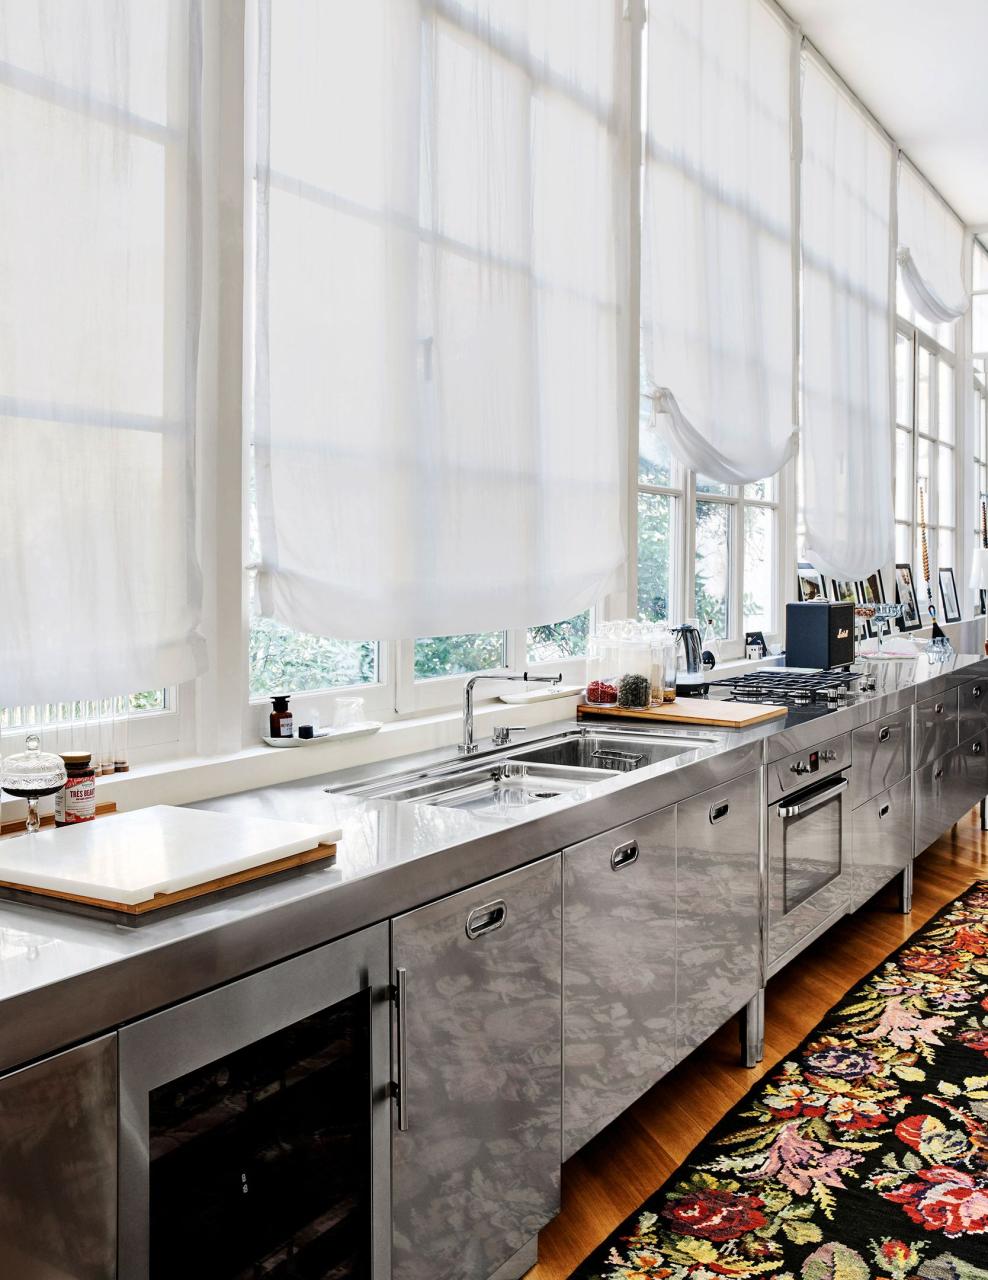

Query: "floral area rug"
left=571, top=880, right=988, bottom=1280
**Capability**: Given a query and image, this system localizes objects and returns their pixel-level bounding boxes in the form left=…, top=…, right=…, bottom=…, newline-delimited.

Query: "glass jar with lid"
left=585, top=624, right=619, bottom=706
left=615, top=625, right=652, bottom=709
left=649, top=626, right=678, bottom=704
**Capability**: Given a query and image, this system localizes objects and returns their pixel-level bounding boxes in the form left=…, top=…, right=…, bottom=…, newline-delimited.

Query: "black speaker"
left=785, top=601, right=855, bottom=670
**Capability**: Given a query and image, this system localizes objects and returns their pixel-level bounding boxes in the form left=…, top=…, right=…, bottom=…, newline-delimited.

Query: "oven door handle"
left=777, top=777, right=848, bottom=819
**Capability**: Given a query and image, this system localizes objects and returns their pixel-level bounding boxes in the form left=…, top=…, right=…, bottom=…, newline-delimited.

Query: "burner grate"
left=708, top=668, right=859, bottom=706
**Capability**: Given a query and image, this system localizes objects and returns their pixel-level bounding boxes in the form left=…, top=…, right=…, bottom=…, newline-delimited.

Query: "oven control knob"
left=789, top=761, right=811, bottom=774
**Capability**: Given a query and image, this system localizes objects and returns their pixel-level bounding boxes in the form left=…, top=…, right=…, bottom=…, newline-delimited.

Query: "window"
left=974, top=357, right=988, bottom=615
left=637, top=390, right=782, bottom=650
left=893, top=274, right=958, bottom=611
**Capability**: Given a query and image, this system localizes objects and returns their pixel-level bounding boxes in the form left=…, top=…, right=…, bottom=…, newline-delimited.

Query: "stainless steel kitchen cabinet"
left=562, top=806, right=676, bottom=1161
left=959, top=678, right=988, bottom=745
left=851, top=707, right=911, bottom=809
left=676, top=772, right=761, bottom=1062
left=391, top=855, right=562, bottom=1280
left=0, top=1035, right=116, bottom=1279
left=850, top=775, right=913, bottom=911
left=915, top=732, right=988, bottom=854
left=914, top=689, right=959, bottom=770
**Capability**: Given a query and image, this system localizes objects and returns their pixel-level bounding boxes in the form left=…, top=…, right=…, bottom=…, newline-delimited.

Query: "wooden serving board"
left=577, top=698, right=788, bottom=729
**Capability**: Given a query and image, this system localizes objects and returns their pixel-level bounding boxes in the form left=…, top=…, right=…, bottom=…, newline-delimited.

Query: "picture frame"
left=796, top=563, right=827, bottom=602
left=894, top=563, right=922, bottom=631
left=744, top=630, right=767, bottom=659
left=855, top=571, right=885, bottom=638
left=831, top=579, right=867, bottom=640
left=939, top=566, right=961, bottom=623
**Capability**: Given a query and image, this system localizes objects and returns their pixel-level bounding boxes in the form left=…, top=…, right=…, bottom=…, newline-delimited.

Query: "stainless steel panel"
left=767, top=733, right=851, bottom=803
left=562, top=807, right=676, bottom=1161
left=118, top=922, right=391, bottom=1280
left=850, top=707, right=911, bottom=808
left=959, top=678, right=988, bottom=746
left=0, top=1035, right=116, bottom=1280
left=676, top=773, right=760, bottom=1061
left=391, top=856, right=562, bottom=1280
left=850, top=775, right=913, bottom=911
left=914, top=752, right=952, bottom=855
left=913, top=689, right=959, bottom=770
left=946, top=731, right=988, bottom=827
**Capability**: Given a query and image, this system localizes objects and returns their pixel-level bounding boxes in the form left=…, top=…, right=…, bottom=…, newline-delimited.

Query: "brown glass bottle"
left=269, top=695, right=293, bottom=738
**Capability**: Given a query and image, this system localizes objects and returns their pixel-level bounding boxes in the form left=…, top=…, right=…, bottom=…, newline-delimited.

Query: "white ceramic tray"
left=498, top=684, right=584, bottom=705
left=262, top=721, right=383, bottom=748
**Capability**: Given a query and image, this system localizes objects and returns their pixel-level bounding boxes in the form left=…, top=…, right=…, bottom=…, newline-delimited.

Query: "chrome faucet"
left=459, top=671, right=562, bottom=754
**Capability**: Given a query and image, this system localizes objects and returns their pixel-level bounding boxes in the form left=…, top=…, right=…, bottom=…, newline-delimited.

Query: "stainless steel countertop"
left=1, top=650, right=985, bottom=1075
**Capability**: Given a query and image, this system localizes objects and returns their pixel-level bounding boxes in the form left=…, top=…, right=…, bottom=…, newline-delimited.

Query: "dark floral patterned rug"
left=570, top=880, right=988, bottom=1280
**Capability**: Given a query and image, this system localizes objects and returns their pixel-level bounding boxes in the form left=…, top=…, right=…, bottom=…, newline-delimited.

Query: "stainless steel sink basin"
left=349, top=760, right=616, bottom=814
left=507, top=732, right=711, bottom=773
left=327, top=725, right=721, bottom=813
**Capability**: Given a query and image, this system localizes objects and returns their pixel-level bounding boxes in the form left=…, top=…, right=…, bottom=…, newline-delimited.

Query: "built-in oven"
left=117, top=922, right=391, bottom=1279
left=767, top=733, right=851, bottom=977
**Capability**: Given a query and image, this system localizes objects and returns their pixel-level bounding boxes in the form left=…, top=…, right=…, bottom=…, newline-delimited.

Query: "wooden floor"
left=530, top=805, right=988, bottom=1279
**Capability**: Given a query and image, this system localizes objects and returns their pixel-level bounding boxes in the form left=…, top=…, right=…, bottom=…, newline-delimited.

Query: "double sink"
left=329, top=727, right=719, bottom=819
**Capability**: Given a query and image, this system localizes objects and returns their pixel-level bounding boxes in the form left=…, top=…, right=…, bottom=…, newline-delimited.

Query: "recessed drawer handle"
left=974, top=742, right=984, bottom=756
left=973, top=686, right=983, bottom=699
left=878, top=803, right=890, bottom=819
left=611, top=840, right=639, bottom=871
left=934, top=702, right=945, bottom=714
left=709, top=801, right=730, bottom=824
left=934, top=767, right=944, bottom=781
left=465, top=900, right=507, bottom=939
left=879, top=726, right=891, bottom=743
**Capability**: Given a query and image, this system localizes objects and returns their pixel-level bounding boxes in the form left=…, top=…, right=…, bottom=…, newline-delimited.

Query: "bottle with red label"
left=54, top=752, right=97, bottom=826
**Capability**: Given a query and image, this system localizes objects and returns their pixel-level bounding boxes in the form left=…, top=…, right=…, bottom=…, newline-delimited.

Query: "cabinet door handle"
left=465, top=900, right=507, bottom=939
left=973, top=686, right=983, bottom=699
left=878, top=803, right=890, bottom=819
left=974, top=741, right=984, bottom=755
left=611, top=839, right=639, bottom=870
left=879, top=726, right=891, bottom=743
left=709, top=801, right=730, bottom=824
left=934, top=702, right=945, bottom=715
left=394, top=967, right=409, bottom=1132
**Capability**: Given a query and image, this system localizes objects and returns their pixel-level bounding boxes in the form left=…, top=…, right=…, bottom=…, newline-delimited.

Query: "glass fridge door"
left=118, top=921, right=390, bottom=1280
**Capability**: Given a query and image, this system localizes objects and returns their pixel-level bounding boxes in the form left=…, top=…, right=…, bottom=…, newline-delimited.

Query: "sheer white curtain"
left=897, top=159, right=969, bottom=325
left=0, top=0, right=207, bottom=706
left=641, top=0, right=797, bottom=485
left=800, top=52, right=894, bottom=581
left=252, top=0, right=629, bottom=641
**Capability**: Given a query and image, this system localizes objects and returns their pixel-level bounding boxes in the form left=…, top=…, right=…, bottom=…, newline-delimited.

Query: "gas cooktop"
left=708, top=667, right=875, bottom=707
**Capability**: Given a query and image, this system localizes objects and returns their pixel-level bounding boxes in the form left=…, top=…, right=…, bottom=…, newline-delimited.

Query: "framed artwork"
left=856, top=571, right=885, bottom=638
left=939, top=566, right=961, bottom=623
left=894, top=563, right=922, bottom=631
left=831, top=579, right=866, bottom=639
left=797, top=563, right=827, bottom=602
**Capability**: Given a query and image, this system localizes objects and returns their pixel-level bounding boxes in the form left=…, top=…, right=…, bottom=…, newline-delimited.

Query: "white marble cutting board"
left=0, top=805, right=342, bottom=906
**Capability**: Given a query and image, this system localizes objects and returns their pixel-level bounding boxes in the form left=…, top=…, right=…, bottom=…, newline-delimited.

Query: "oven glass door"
left=149, top=990, right=370, bottom=1279
left=780, top=780, right=845, bottom=912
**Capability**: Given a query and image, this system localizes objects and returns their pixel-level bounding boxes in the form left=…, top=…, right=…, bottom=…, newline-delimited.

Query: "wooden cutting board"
left=0, top=805, right=341, bottom=912
left=577, top=698, right=788, bottom=728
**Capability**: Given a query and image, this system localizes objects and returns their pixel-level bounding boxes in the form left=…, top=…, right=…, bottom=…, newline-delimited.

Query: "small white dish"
left=498, top=684, right=584, bottom=705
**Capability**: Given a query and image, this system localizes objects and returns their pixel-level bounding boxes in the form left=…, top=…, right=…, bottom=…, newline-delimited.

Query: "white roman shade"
left=640, top=0, right=797, bottom=485
left=800, top=51, right=894, bottom=582
left=0, top=0, right=207, bottom=706
left=897, top=159, right=969, bottom=325
left=252, top=0, right=630, bottom=641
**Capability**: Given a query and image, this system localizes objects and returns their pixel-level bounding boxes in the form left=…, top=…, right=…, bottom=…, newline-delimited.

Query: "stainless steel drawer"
left=676, top=772, right=760, bottom=1062
left=850, top=774, right=912, bottom=911
left=959, top=678, right=988, bottom=745
left=913, top=689, right=959, bottom=770
left=914, top=732, right=988, bottom=856
left=562, top=807, right=676, bottom=1161
left=851, top=708, right=911, bottom=808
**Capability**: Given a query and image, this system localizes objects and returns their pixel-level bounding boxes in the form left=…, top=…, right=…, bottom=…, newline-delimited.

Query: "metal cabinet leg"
left=739, top=989, right=765, bottom=1068
left=981, top=796, right=988, bottom=832
left=899, top=863, right=913, bottom=915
